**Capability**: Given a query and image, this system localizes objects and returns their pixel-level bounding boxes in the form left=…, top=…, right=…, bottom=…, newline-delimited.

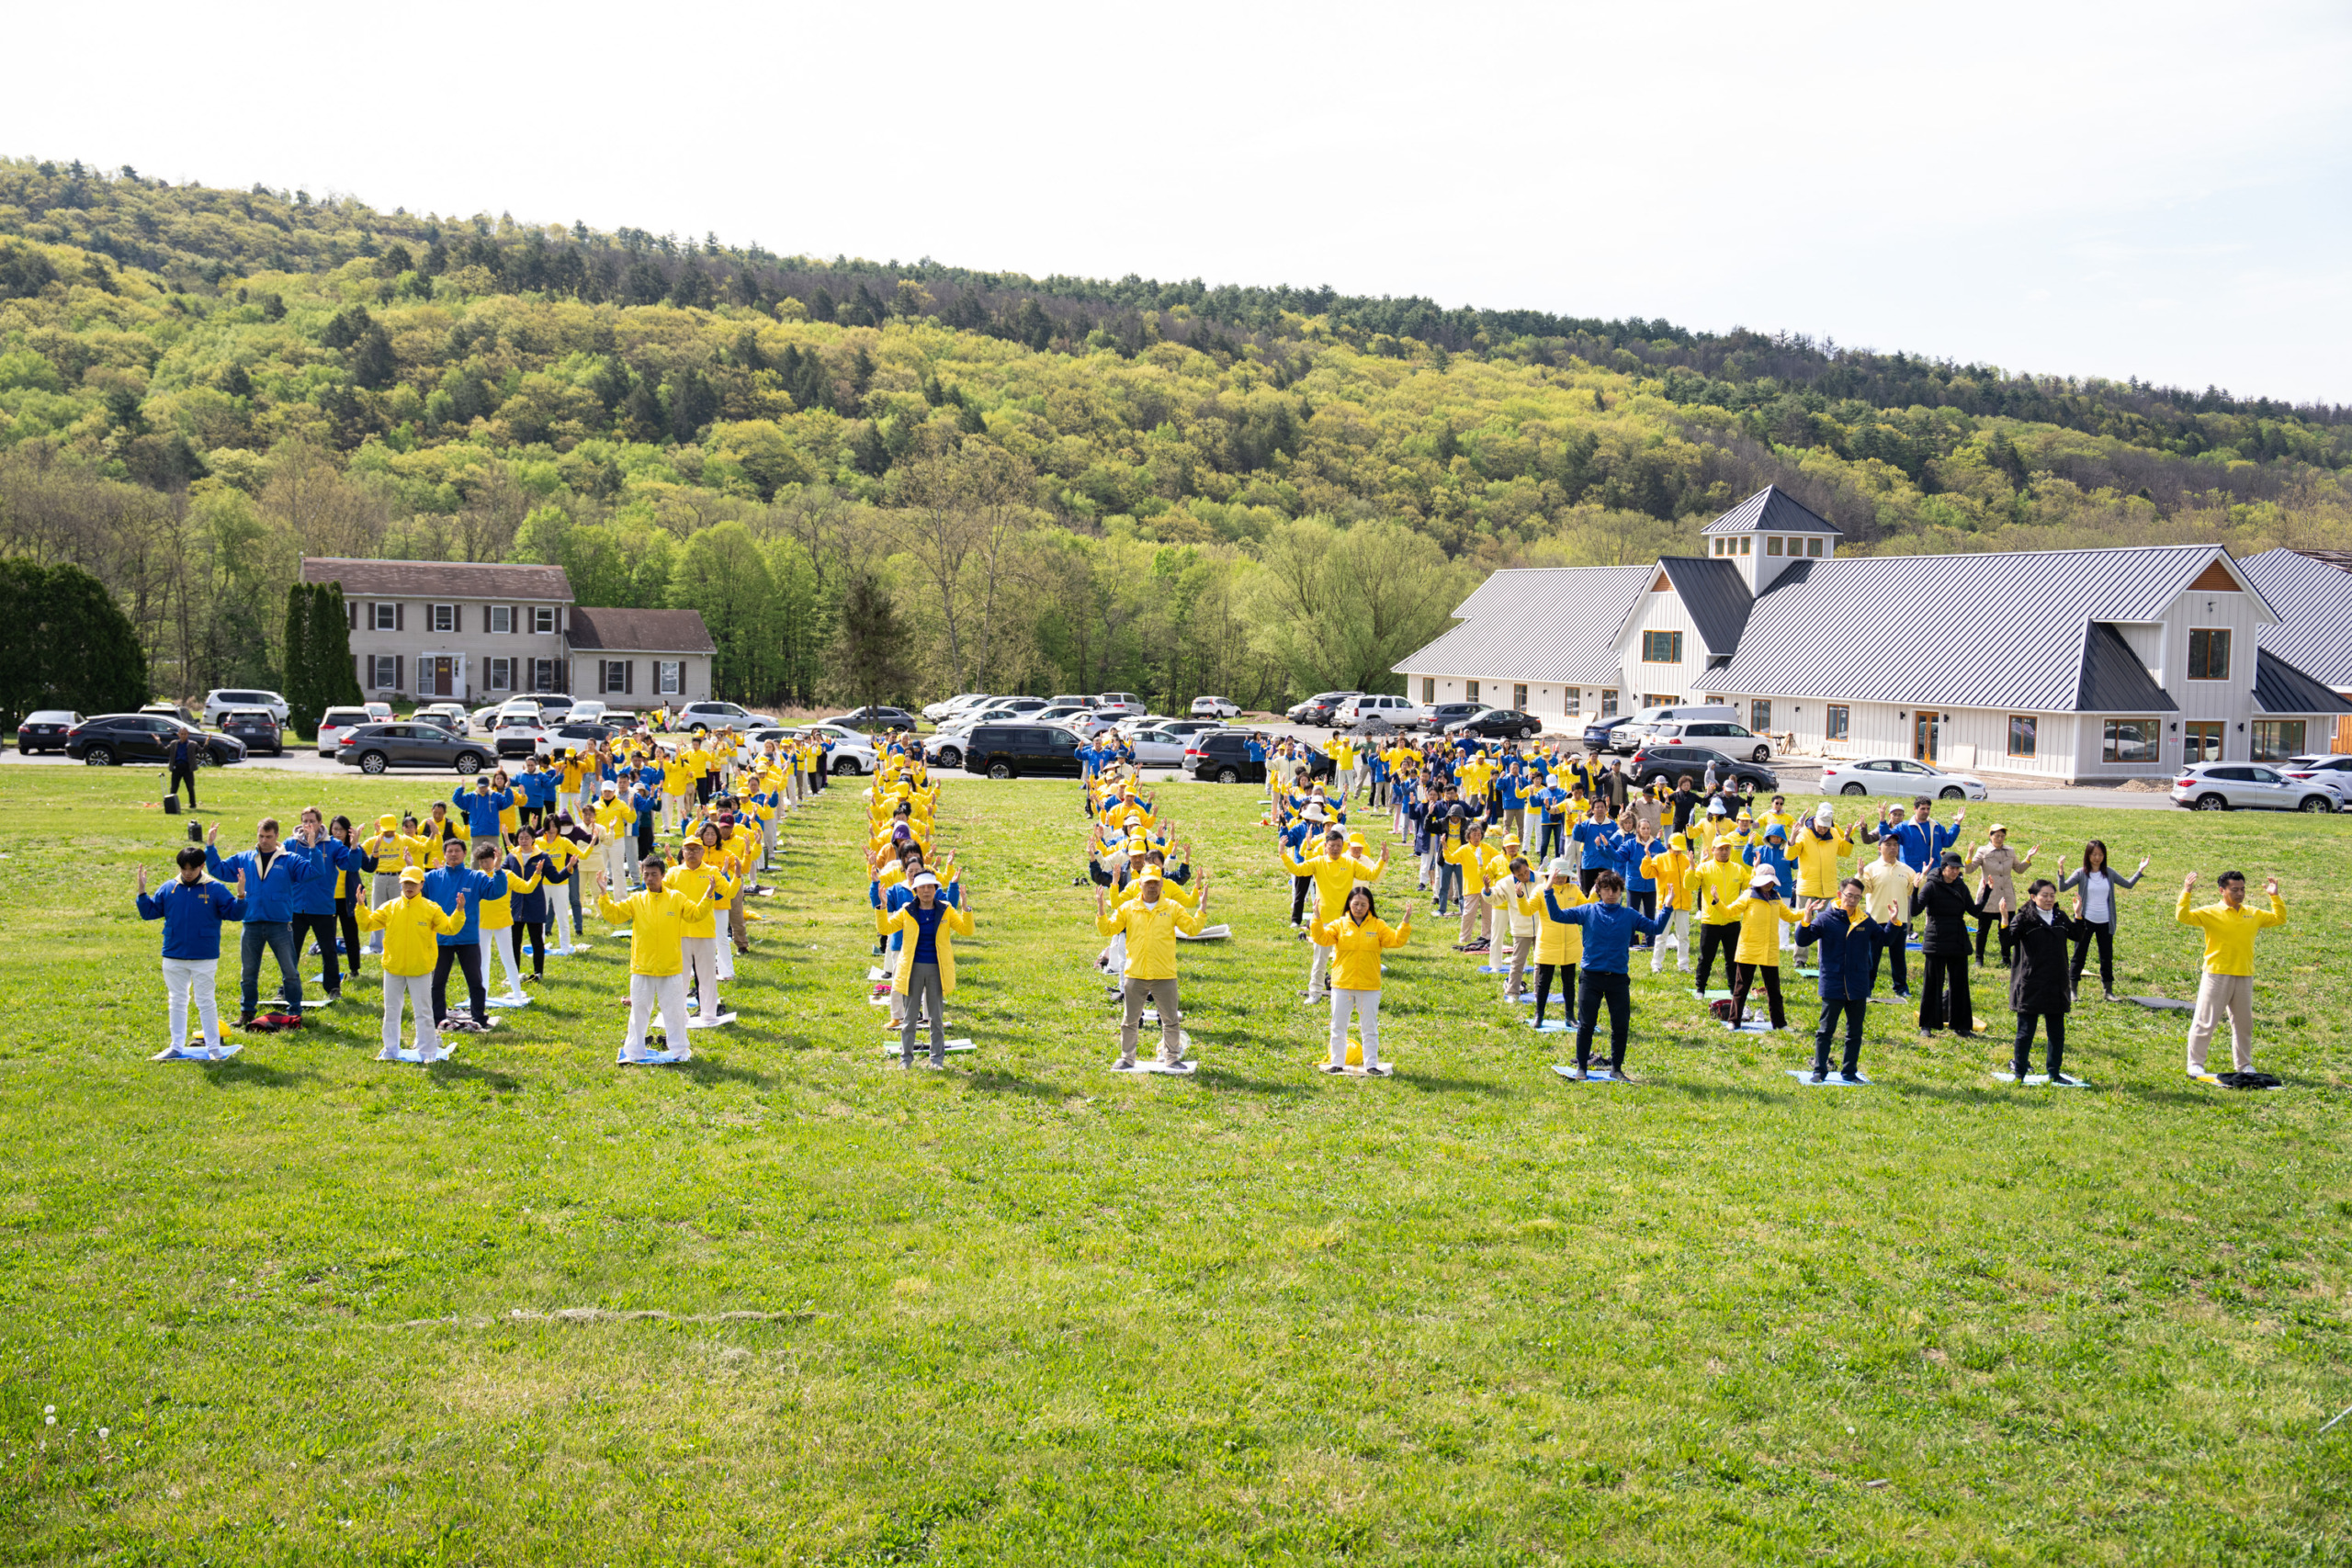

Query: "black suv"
left=1422, top=702, right=1487, bottom=733
left=1188, top=731, right=1333, bottom=784
left=67, top=715, right=245, bottom=768
left=1628, top=742, right=1777, bottom=792
left=963, top=722, right=1083, bottom=779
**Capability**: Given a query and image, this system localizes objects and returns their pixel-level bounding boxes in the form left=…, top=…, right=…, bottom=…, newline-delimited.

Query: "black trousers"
left=1576, top=968, right=1631, bottom=1067
left=1628, top=889, right=1657, bottom=944
left=512, top=921, right=546, bottom=976
left=1290, top=874, right=1312, bottom=925
left=695, top=775, right=714, bottom=804
left=1578, top=866, right=1602, bottom=894
left=2013, top=1009, right=2066, bottom=1078
left=1814, top=998, right=1867, bottom=1076
left=1973, top=896, right=2003, bottom=964
left=2069, top=919, right=2115, bottom=992
left=1882, top=924, right=1910, bottom=994
left=1694, top=923, right=1737, bottom=992
left=168, top=763, right=198, bottom=807
left=1731, top=962, right=1786, bottom=1029
left=432, top=942, right=488, bottom=1025
left=519, top=804, right=545, bottom=831
left=291, top=911, right=343, bottom=994
left=1533, top=962, right=1577, bottom=1029
left=334, top=895, right=363, bottom=981
left=1919, top=952, right=1974, bottom=1032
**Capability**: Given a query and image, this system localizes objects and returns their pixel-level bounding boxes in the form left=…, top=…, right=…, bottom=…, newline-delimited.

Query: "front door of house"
left=1913, top=711, right=1941, bottom=764
left=2185, top=721, right=2223, bottom=764
left=424, top=656, right=455, bottom=697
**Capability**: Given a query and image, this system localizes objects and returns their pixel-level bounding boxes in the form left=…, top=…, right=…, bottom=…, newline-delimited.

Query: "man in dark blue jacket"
left=422, top=838, right=511, bottom=1031
left=1547, top=870, right=1672, bottom=1080
left=286, top=809, right=353, bottom=1002
left=206, top=818, right=313, bottom=1027
left=136, top=846, right=246, bottom=1055
left=1793, top=876, right=1902, bottom=1082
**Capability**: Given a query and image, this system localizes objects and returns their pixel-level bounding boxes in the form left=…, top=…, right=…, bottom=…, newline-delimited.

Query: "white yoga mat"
left=1110, top=1058, right=1197, bottom=1076
left=1986, top=1072, right=2089, bottom=1088
left=878, top=1038, right=977, bottom=1055
left=617, top=1045, right=690, bottom=1066
left=152, top=1042, right=242, bottom=1062
left=1175, top=925, right=1233, bottom=941
left=684, top=1012, right=740, bottom=1030
left=385, top=1043, right=458, bottom=1065
left=1787, top=1069, right=1872, bottom=1087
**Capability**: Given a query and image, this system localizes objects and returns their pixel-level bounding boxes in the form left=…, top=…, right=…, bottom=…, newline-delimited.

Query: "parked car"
left=1645, top=718, right=1775, bottom=763
left=1287, top=691, right=1361, bottom=727
left=1092, top=692, right=1146, bottom=720
left=1583, top=715, right=1643, bottom=750
left=491, top=712, right=547, bottom=758
left=1423, top=702, right=1487, bottom=734
left=1186, top=729, right=1332, bottom=784
left=201, top=687, right=288, bottom=727
left=364, top=702, right=395, bottom=723
left=537, top=720, right=623, bottom=759
left=1121, top=727, right=1193, bottom=768
left=800, top=722, right=881, bottom=774
left=1334, top=694, right=1422, bottom=728
left=963, top=722, right=1086, bottom=779
left=497, top=697, right=545, bottom=718
left=219, top=707, right=285, bottom=756
left=140, top=702, right=199, bottom=728
left=1191, top=694, right=1240, bottom=719
left=68, top=714, right=244, bottom=768
left=14, top=709, right=83, bottom=754
left=563, top=698, right=605, bottom=724
left=1037, top=704, right=1117, bottom=736
left=1626, top=742, right=1778, bottom=792
left=318, top=705, right=378, bottom=757
left=922, top=693, right=991, bottom=723
left=335, top=722, right=495, bottom=775
left=833, top=705, right=921, bottom=732
left=470, top=704, right=503, bottom=732
left=1626, top=703, right=1740, bottom=730
left=2278, top=754, right=2352, bottom=799
left=413, top=703, right=469, bottom=729
left=677, top=700, right=762, bottom=735
left=1443, top=707, right=1544, bottom=739
left=2169, top=761, right=2338, bottom=813
left=1158, top=717, right=1226, bottom=739
left=1819, top=757, right=1989, bottom=802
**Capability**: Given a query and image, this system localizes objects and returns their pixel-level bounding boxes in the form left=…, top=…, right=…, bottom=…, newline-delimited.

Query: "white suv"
left=317, top=705, right=375, bottom=756
left=1092, top=692, right=1145, bottom=719
left=2170, top=761, right=2337, bottom=813
left=1335, top=694, right=1422, bottom=728
left=204, top=688, right=289, bottom=726
left=678, top=700, right=761, bottom=734
left=1191, top=694, right=1240, bottom=718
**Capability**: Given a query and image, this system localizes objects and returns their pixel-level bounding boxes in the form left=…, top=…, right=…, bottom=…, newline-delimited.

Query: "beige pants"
left=1505, top=934, right=1535, bottom=997
left=1121, top=976, right=1183, bottom=1065
left=1459, top=888, right=1488, bottom=945
left=2186, top=971, right=2256, bottom=1074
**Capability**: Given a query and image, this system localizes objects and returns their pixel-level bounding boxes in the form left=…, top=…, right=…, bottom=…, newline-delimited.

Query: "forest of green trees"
left=3, top=156, right=2347, bottom=713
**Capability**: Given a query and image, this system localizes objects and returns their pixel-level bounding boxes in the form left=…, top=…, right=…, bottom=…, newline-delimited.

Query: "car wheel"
left=1939, top=786, right=1965, bottom=801
left=934, top=746, right=962, bottom=769
left=85, top=745, right=116, bottom=766
left=2299, top=795, right=2334, bottom=814
left=2195, top=793, right=2228, bottom=811
left=1753, top=746, right=1770, bottom=763
left=1841, top=782, right=1869, bottom=796
left=1216, top=766, right=1240, bottom=784
left=1522, top=725, right=1540, bottom=739
left=359, top=750, right=389, bottom=775
left=272, top=747, right=283, bottom=757
left=454, top=751, right=482, bottom=776
left=987, top=761, right=1013, bottom=780
left=832, top=757, right=863, bottom=776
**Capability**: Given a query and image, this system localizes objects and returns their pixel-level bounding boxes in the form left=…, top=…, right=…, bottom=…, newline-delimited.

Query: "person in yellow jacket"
left=1328, top=734, right=1359, bottom=798
left=1716, top=863, right=1807, bottom=1029
left=2177, top=870, right=2286, bottom=1078
left=666, top=837, right=737, bottom=1026
left=359, top=813, right=424, bottom=953
left=887, top=870, right=977, bottom=1068
left=1790, top=804, right=1856, bottom=901
left=1282, top=825, right=1387, bottom=1003
left=660, top=747, right=695, bottom=829
left=359, top=865, right=468, bottom=1062
left=1515, top=857, right=1587, bottom=1030
left=1096, top=865, right=1212, bottom=1067
left=1442, top=822, right=1505, bottom=953
left=1317, top=884, right=1411, bottom=1073
left=1643, top=831, right=1699, bottom=975
left=1690, top=836, right=1750, bottom=995
left=596, top=855, right=714, bottom=1064
left=590, top=781, right=638, bottom=893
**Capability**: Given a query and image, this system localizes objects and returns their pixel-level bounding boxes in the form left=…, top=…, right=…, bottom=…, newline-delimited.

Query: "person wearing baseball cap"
left=1097, top=863, right=1211, bottom=1067
left=358, top=863, right=468, bottom=1063
left=591, top=778, right=636, bottom=896
left=1716, top=863, right=1804, bottom=1030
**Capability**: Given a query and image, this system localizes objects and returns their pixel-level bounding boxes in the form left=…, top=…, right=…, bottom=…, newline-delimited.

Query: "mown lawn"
left=1, top=766, right=2347, bottom=1565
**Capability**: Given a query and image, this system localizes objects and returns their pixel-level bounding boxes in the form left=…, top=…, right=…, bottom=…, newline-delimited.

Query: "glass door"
left=2184, top=721, right=2223, bottom=763
left=1913, top=711, right=1941, bottom=764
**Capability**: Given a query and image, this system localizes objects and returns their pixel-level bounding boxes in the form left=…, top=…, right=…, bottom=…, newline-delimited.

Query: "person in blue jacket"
left=279, top=808, right=356, bottom=1001
left=137, top=846, right=247, bottom=1056
left=451, top=779, right=515, bottom=848
left=1571, top=809, right=1618, bottom=894
left=628, top=777, right=662, bottom=877
left=1547, top=869, right=1672, bottom=1080
left=1868, top=795, right=1965, bottom=874
left=1793, top=877, right=1902, bottom=1082
left=1532, top=777, right=1571, bottom=863
left=421, top=837, right=511, bottom=1031
left=205, top=818, right=314, bottom=1027
left=1611, top=817, right=1663, bottom=946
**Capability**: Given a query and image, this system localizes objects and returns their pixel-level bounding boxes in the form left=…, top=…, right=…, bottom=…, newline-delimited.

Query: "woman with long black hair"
left=2058, top=840, right=2149, bottom=1002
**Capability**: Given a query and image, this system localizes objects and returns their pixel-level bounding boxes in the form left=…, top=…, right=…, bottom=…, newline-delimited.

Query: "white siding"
left=1620, top=589, right=1703, bottom=706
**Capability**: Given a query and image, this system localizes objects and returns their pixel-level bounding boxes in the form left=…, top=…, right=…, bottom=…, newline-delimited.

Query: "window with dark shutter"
left=454, top=604, right=464, bottom=635
left=395, top=603, right=404, bottom=631
left=625, top=660, right=634, bottom=694
left=347, top=601, right=356, bottom=630
left=394, top=654, right=404, bottom=690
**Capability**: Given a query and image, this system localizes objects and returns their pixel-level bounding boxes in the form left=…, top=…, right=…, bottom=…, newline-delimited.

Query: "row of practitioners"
left=862, top=759, right=976, bottom=1068
left=1085, top=773, right=1214, bottom=1068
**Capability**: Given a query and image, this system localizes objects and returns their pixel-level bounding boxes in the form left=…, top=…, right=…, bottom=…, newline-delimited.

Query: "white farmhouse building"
left=1395, top=487, right=2352, bottom=783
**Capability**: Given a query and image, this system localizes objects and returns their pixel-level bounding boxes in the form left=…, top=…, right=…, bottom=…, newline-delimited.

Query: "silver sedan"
left=1818, top=757, right=1991, bottom=802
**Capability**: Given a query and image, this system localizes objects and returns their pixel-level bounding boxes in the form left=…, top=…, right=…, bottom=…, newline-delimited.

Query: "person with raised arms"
left=1689, top=835, right=1749, bottom=997
left=1859, top=832, right=1918, bottom=1002
left=1546, top=868, right=1671, bottom=1080
left=597, top=854, right=715, bottom=1064
left=1283, top=821, right=1386, bottom=1002
left=2059, top=839, right=2149, bottom=1003
left=667, top=834, right=737, bottom=1026
left=205, top=817, right=315, bottom=1030
left=1715, top=863, right=1806, bottom=1031
left=1515, top=857, right=1587, bottom=1032
left=1793, top=877, right=1901, bottom=1083
left=1096, top=864, right=1212, bottom=1068
left=1319, top=885, right=1412, bottom=1074
left=2176, top=869, right=2287, bottom=1081
left=420, top=837, right=508, bottom=1032
left=886, top=869, right=977, bottom=1069
left=135, top=847, right=246, bottom=1058
left=1642, top=831, right=1698, bottom=975
left=1996, top=877, right=2079, bottom=1084
left=1910, top=850, right=1982, bottom=1037
left=358, top=864, right=469, bottom=1062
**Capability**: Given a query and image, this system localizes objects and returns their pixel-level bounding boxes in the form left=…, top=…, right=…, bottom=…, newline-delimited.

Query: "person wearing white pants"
left=1319, top=885, right=1412, bottom=1071
left=381, top=971, right=439, bottom=1060
left=162, top=958, right=221, bottom=1054
left=357, top=865, right=467, bottom=1061
left=681, top=936, right=723, bottom=1024
left=599, top=856, right=714, bottom=1062
left=1643, top=833, right=1697, bottom=975
left=664, top=840, right=736, bottom=1024
left=136, top=848, right=247, bottom=1056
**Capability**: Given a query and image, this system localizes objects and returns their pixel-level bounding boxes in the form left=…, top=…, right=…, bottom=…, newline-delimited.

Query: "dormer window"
left=1767, top=536, right=1783, bottom=556
left=1739, top=537, right=1752, bottom=556
left=1807, top=537, right=1823, bottom=558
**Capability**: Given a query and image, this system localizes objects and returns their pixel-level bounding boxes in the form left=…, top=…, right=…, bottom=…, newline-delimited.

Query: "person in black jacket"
left=1910, top=852, right=1979, bottom=1035
left=1997, top=877, right=2077, bottom=1083
left=1794, top=877, right=1901, bottom=1082
left=167, top=730, right=199, bottom=810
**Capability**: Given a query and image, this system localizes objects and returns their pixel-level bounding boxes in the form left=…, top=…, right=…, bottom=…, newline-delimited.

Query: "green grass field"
left=3, top=766, right=2348, bottom=1565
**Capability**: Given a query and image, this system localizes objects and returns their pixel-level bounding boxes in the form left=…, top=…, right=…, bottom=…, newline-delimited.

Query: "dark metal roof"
left=1658, top=556, right=1754, bottom=657
left=1701, top=485, right=1843, bottom=536
left=1391, top=565, right=1653, bottom=684
left=2077, top=622, right=2175, bottom=713
left=565, top=607, right=716, bottom=654
left=2253, top=648, right=2352, bottom=715
left=2242, top=547, right=2352, bottom=690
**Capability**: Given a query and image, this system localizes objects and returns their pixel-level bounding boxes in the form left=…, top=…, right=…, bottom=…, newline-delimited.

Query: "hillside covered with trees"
left=3, top=156, right=2347, bottom=712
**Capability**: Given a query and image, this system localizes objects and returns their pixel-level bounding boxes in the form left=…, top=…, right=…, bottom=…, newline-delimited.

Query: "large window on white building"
left=2103, top=718, right=2160, bottom=765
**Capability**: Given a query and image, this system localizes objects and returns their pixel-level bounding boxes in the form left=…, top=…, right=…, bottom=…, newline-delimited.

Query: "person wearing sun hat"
left=1716, top=863, right=1805, bottom=1030
left=590, top=779, right=636, bottom=895
left=1791, top=803, right=1855, bottom=904
left=1745, top=823, right=1800, bottom=953
left=358, top=864, right=468, bottom=1062
left=1968, top=823, right=2040, bottom=964
left=1515, top=856, right=1587, bottom=1030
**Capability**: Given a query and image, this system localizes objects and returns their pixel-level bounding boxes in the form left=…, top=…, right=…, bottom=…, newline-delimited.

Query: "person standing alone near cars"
left=166, top=728, right=200, bottom=812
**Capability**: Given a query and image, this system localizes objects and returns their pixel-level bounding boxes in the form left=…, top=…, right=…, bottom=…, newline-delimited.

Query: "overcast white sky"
left=9, top=1, right=2348, bottom=402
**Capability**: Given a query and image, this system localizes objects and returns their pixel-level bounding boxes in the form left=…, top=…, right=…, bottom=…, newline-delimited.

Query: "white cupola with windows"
left=1702, top=485, right=1843, bottom=595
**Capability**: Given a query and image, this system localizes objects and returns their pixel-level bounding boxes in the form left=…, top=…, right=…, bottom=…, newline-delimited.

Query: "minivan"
left=964, top=723, right=1085, bottom=779
left=1611, top=704, right=1741, bottom=753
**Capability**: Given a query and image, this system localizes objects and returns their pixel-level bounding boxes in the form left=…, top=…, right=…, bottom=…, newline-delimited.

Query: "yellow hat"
left=1347, top=831, right=1366, bottom=849
left=399, top=865, right=425, bottom=885
left=378, top=813, right=397, bottom=829
left=1125, top=836, right=1148, bottom=855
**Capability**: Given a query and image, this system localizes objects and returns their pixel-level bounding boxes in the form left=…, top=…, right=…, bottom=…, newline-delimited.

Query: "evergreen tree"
left=282, top=583, right=319, bottom=737
left=40, top=562, right=146, bottom=716
left=822, top=572, right=914, bottom=711
left=310, top=581, right=362, bottom=709
left=350, top=327, right=396, bottom=389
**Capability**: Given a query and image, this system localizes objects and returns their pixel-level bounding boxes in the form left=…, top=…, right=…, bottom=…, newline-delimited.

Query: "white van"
left=1611, top=704, right=1742, bottom=753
